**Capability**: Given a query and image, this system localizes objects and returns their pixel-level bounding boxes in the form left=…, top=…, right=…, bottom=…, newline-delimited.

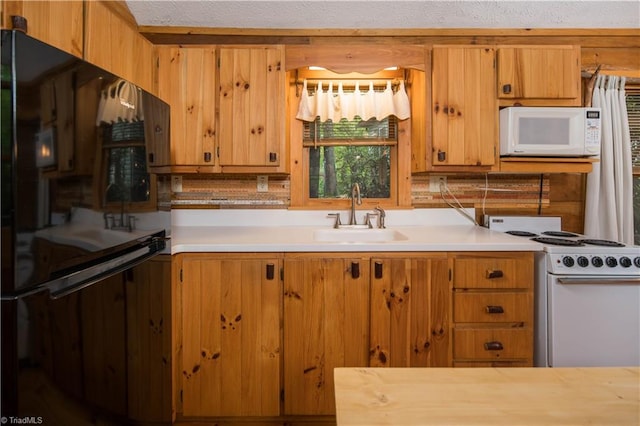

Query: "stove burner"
left=506, top=230, right=538, bottom=237
left=542, top=231, right=580, bottom=238
left=531, top=237, right=585, bottom=247
left=578, top=239, right=625, bottom=247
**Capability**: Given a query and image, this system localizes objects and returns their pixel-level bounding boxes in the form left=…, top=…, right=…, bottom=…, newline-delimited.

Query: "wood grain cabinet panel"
left=453, top=292, right=532, bottom=323
left=218, top=46, right=287, bottom=171
left=283, top=256, right=370, bottom=415
left=453, top=328, right=534, bottom=361
left=84, top=1, right=154, bottom=93
left=156, top=46, right=218, bottom=171
left=177, top=254, right=282, bottom=418
left=450, top=252, right=534, bottom=366
left=497, top=45, right=581, bottom=106
left=452, top=254, right=533, bottom=289
left=431, top=46, right=497, bottom=168
left=1, top=0, right=83, bottom=57
left=369, top=255, right=449, bottom=368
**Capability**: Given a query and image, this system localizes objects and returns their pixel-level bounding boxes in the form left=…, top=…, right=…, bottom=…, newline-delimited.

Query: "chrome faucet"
left=349, top=183, right=362, bottom=225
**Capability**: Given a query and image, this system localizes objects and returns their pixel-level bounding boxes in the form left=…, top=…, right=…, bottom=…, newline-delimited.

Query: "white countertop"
left=170, top=209, right=543, bottom=253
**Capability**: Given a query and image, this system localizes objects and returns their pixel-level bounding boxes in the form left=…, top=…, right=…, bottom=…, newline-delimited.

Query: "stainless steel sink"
left=313, top=226, right=408, bottom=243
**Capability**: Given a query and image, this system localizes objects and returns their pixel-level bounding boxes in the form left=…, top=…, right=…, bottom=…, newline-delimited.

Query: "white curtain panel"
left=296, top=79, right=411, bottom=122
left=585, top=75, right=634, bottom=244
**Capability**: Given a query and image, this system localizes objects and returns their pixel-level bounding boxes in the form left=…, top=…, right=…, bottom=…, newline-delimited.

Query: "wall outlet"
left=257, top=175, right=269, bottom=192
left=171, top=175, right=183, bottom=193
left=429, top=175, right=447, bottom=192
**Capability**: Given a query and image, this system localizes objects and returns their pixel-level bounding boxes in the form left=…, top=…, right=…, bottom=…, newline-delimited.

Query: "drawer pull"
left=484, top=341, right=504, bottom=351
left=485, top=305, right=504, bottom=314
left=351, top=262, right=360, bottom=279
left=486, top=269, right=504, bottom=279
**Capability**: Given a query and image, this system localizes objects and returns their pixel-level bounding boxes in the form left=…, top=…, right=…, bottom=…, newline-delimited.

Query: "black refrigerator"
left=1, top=29, right=170, bottom=420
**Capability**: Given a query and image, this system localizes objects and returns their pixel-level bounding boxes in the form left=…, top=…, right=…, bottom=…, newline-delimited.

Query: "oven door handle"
left=557, top=277, right=640, bottom=285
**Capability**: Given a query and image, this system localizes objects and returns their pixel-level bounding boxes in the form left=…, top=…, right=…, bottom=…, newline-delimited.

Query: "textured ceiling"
left=126, top=0, right=640, bottom=29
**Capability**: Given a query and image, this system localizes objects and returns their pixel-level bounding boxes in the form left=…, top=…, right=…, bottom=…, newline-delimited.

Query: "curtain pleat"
left=296, top=79, right=411, bottom=122
left=584, top=75, right=634, bottom=244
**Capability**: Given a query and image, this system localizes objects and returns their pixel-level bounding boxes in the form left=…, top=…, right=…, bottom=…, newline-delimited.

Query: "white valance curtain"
left=296, top=80, right=411, bottom=122
left=584, top=75, right=634, bottom=244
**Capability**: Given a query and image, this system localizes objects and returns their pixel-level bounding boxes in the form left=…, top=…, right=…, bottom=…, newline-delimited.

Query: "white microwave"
left=499, top=107, right=601, bottom=157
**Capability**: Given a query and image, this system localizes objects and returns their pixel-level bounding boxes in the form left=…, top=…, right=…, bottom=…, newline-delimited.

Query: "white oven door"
left=547, top=274, right=640, bottom=367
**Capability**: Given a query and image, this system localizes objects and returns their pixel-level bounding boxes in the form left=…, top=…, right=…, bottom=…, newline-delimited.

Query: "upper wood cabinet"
left=497, top=45, right=581, bottom=106
left=175, top=254, right=282, bottom=418
left=218, top=47, right=287, bottom=172
left=431, top=46, right=498, bottom=169
left=84, top=1, right=155, bottom=93
left=1, top=0, right=83, bottom=57
left=156, top=46, right=218, bottom=172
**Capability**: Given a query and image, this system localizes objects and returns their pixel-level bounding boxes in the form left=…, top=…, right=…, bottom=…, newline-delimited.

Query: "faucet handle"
left=365, top=212, right=379, bottom=229
left=327, top=213, right=342, bottom=229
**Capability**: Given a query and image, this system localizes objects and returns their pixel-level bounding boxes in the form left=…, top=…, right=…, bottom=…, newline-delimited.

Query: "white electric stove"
left=485, top=215, right=640, bottom=367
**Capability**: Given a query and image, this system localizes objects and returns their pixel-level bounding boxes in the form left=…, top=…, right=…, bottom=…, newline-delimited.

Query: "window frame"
left=288, top=69, right=412, bottom=209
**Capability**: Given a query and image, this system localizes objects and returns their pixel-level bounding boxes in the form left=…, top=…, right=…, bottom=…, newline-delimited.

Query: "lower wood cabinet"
left=174, top=251, right=535, bottom=421
left=283, top=254, right=370, bottom=415
left=175, top=254, right=282, bottom=418
left=450, top=252, right=534, bottom=367
left=369, top=255, right=449, bottom=367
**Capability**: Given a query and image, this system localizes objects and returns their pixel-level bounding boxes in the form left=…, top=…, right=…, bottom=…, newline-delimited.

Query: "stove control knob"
left=634, top=257, right=640, bottom=268
left=562, top=256, right=575, bottom=267
left=577, top=256, right=589, bottom=267
left=620, top=257, right=632, bottom=268
left=591, top=256, right=604, bottom=268
left=605, top=256, right=618, bottom=267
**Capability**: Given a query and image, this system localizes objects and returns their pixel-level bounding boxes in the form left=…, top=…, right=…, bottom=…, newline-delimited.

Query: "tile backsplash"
left=171, top=174, right=549, bottom=209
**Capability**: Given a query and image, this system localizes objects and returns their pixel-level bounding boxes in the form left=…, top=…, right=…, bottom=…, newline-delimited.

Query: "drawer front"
left=453, top=292, right=532, bottom=323
left=453, top=328, right=532, bottom=360
left=452, top=256, right=533, bottom=289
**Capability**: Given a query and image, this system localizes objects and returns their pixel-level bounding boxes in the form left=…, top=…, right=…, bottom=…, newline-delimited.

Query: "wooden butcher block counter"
left=334, top=367, right=640, bottom=425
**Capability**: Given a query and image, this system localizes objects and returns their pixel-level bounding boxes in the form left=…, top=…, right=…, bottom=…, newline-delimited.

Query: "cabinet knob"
left=204, top=152, right=212, bottom=163
left=437, top=150, right=446, bottom=162
left=502, top=84, right=512, bottom=94
left=484, top=341, right=504, bottom=351
left=269, top=152, right=277, bottom=162
left=148, top=152, right=155, bottom=164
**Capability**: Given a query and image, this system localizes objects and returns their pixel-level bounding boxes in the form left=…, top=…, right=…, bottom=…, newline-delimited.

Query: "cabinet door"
left=283, top=256, right=369, bottom=415
left=157, top=46, right=217, bottom=169
left=2, top=0, right=83, bottom=58
left=497, top=46, right=581, bottom=105
left=179, top=255, right=281, bottom=417
left=432, top=46, right=497, bottom=167
left=370, top=256, right=450, bottom=367
left=84, top=1, right=154, bottom=92
left=218, top=47, right=285, bottom=169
